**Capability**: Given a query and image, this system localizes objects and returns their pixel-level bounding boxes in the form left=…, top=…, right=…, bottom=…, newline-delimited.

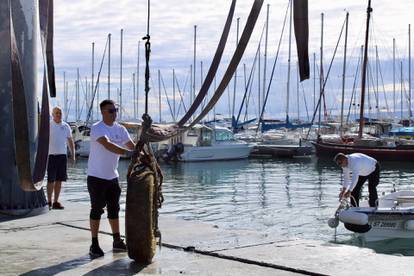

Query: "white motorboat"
left=329, top=191, right=414, bottom=242
left=160, top=124, right=254, bottom=162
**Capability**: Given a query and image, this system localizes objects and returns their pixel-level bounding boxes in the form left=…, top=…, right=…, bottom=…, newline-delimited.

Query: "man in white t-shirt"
left=334, top=152, right=380, bottom=207
left=47, top=107, right=75, bottom=210
left=87, top=99, right=135, bottom=258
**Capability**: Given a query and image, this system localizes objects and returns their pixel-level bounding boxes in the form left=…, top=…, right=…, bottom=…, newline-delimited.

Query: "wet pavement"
left=0, top=202, right=413, bottom=275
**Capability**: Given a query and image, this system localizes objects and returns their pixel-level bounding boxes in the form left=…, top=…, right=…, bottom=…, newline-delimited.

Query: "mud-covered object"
left=125, top=152, right=162, bottom=264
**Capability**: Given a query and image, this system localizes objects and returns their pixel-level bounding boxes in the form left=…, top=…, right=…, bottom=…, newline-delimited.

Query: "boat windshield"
left=199, top=128, right=213, bottom=146
left=215, top=129, right=234, bottom=141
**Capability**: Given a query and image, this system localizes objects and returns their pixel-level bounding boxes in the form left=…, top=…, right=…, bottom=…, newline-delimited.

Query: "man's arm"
left=125, top=139, right=135, bottom=150
left=67, top=137, right=76, bottom=161
left=349, top=170, right=359, bottom=192
left=96, top=136, right=131, bottom=155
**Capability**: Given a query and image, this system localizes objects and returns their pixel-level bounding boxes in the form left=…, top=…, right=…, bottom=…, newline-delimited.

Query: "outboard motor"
left=162, top=143, right=184, bottom=162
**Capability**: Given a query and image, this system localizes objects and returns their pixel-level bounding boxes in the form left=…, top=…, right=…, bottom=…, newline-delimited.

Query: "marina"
left=2, top=0, right=414, bottom=274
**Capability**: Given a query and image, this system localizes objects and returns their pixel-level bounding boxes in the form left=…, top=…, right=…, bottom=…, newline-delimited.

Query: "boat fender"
left=338, top=210, right=369, bottom=225
left=404, top=220, right=414, bottom=231
left=344, top=223, right=371, bottom=233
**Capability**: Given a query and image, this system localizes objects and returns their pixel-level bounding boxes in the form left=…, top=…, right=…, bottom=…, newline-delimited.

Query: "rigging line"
left=300, top=81, right=310, bottom=121
left=244, top=63, right=257, bottom=122
left=377, top=56, right=390, bottom=113
left=176, top=72, right=189, bottom=116
left=85, top=36, right=109, bottom=125
left=188, top=0, right=264, bottom=128
left=305, top=14, right=347, bottom=139
left=235, top=20, right=267, bottom=127
left=78, top=75, right=91, bottom=120
left=346, top=54, right=361, bottom=124
left=160, top=72, right=176, bottom=122
left=143, top=0, right=151, bottom=115
left=367, top=62, right=379, bottom=112
left=256, top=0, right=291, bottom=134
left=177, top=0, right=236, bottom=126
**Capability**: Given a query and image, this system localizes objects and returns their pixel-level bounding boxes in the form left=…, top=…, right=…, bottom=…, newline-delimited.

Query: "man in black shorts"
left=47, top=107, right=75, bottom=209
left=87, top=99, right=135, bottom=257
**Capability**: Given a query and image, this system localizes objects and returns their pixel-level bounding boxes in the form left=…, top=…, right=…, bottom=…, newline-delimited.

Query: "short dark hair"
left=333, top=153, right=347, bottom=165
left=100, top=99, right=115, bottom=110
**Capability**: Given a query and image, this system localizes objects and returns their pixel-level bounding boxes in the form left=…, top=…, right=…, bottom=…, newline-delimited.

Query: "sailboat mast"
left=318, top=13, right=324, bottom=134
left=393, top=38, right=396, bottom=118
left=133, top=73, right=136, bottom=119
left=313, top=53, right=316, bottom=112
left=263, top=4, right=269, bottom=118
left=258, top=44, right=261, bottom=118
left=297, top=62, right=300, bottom=121
left=76, top=67, right=80, bottom=121
left=232, top=17, right=240, bottom=119
left=358, top=0, right=373, bottom=138
left=193, top=25, right=197, bottom=107
left=137, top=40, right=140, bottom=119
left=91, top=42, right=95, bottom=121
left=340, top=12, right=349, bottom=137
left=158, top=69, right=161, bottom=123
left=286, top=0, right=293, bottom=123
left=376, top=45, right=379, bottom=120
left=409, top=24, right=412, bottom=120
left=401, top=62, right=403, bottom=120
left=63, top=71, right=66, bottom=115
left=173, top=69, right=176, bottom=120
left=108, top=33, right=111, bottom=99
left=120, top=28, right=123, bottom=119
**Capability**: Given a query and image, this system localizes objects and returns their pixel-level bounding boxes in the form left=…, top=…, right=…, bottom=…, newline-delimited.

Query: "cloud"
left=44, top=0, right=414, bottom=122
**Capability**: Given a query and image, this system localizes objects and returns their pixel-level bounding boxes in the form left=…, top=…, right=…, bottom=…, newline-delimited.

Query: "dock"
left=1, top=201, right=411, bottom=276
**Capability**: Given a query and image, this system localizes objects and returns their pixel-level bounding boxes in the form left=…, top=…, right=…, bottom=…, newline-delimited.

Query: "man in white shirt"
left=47, top=107, right=75, bottom=210
left=87, top=99, right=135, bottom=258
left=334, top=152, right=380, bottom=207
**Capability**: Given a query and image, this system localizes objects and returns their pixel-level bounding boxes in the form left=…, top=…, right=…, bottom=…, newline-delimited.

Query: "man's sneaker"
left=89, top=244, right=104, bottom=258
left=52, top=202, right=64, bottom=210
left=113, top=239, right=127, bottom=252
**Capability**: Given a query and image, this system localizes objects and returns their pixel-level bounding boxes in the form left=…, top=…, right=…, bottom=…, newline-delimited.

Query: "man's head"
left=100, top=99, right=118, bottom=125
left=333, top=153, right=348, bottom=168
left=52, top=106, right=63, bottom=123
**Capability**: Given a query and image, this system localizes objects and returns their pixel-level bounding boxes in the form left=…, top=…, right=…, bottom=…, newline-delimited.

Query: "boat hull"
left=338, top=191, right=414, bottom=241
left=251, top=144, right=313, bottom=158
left=312, top=141, right=414, bottom=161
left=180, top=144, right=253, bottom=162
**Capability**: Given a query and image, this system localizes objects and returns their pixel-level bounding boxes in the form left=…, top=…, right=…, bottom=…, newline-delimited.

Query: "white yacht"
left=160, top=125, right=254, bottom=162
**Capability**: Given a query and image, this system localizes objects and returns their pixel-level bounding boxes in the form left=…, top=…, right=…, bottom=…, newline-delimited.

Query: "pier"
left=1, top=201, right=411, bottom=275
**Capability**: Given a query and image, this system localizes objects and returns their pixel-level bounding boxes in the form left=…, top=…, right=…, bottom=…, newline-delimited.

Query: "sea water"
left=64, top=157, right=414, bottom=256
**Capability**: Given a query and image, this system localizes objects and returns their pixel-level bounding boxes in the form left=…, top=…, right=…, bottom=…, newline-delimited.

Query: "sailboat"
left=249, top=0, right=313, bottom=158
left=312, top=0, right=414, bottom=162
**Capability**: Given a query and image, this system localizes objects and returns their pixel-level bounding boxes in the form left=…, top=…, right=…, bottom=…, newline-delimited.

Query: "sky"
left=45, top=0, right=414, bottom=122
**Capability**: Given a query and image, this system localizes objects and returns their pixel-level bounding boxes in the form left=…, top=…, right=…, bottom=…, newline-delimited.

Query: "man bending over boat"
left=87, top=99, right=135, bottom=258
left=334, top=153, right=380, bottom=207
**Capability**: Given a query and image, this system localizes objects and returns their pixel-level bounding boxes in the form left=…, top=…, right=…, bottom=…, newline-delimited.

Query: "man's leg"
left=90, top=219, right=101, bottom=238
left=108, top=219, right=120, bottom=236
left=107, top=178, right=125, bottom=251
left=368, top=164, right=380, bottom=207
left=350, top=176, right=367, bottom=207
left=87, top=176, right=105, bottom=257
left=52, top=155, right=67, bottom=209
left=54, top=181, right=62, bottom=203
left=47, top=182, right=54, bottom=206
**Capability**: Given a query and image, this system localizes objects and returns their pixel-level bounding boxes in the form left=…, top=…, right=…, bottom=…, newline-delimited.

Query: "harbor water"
left=65, top=157, right=414, bottom=256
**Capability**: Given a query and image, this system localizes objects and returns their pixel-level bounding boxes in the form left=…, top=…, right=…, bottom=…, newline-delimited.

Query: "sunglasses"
left=105, top=108, right=118, bottom=114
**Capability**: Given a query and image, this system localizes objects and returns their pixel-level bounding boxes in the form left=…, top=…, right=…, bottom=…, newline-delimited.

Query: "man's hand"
left=339, top=189, right=351, bottom=200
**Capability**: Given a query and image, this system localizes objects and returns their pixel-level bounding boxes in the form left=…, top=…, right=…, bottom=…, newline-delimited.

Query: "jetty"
left=1, top=201, right=411, bottom=276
